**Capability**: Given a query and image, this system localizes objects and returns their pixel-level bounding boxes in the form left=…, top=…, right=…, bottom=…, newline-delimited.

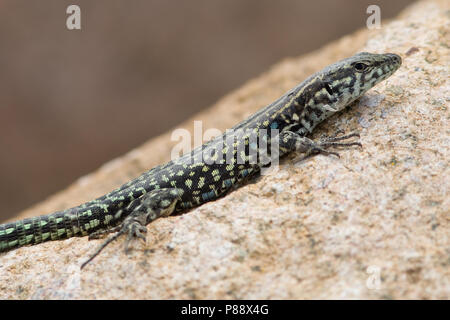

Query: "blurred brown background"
left=0, top=0, right=415, bottom=222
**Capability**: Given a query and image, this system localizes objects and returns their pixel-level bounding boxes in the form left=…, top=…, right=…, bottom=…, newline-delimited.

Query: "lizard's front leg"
left=279, top=130, right=362, bottom=161
left=81, top=188, right=183, bottom=269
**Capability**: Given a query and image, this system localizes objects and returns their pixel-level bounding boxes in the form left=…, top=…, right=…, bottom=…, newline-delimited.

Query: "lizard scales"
left=0, top=52, right=401, bottom=265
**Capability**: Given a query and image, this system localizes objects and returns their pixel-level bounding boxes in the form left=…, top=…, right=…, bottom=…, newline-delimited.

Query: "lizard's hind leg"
left=88, top=225, right=121, bottom=240
left=81, top=188, right=183, bottom=269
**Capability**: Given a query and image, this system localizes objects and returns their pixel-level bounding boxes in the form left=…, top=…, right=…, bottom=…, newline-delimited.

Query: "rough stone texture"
left=0, top=0, right=448, bottom=299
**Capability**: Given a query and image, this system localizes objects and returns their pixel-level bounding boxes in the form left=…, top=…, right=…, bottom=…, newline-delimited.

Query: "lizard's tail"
left=0, top=209, right=88, bottom=253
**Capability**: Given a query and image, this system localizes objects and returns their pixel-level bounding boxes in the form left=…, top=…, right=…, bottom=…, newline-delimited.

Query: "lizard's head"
left=320, top=52, right=402, bottom=109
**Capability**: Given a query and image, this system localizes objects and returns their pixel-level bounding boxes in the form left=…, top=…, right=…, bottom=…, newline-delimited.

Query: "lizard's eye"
left=354, top=62, right=368, bottom=72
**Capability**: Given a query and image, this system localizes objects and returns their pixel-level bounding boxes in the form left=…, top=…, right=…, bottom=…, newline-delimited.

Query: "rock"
left=0, top=0, right=448, bottom=299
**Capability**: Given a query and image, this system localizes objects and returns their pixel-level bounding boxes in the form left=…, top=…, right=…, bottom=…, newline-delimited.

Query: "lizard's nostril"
left=386, top=53, right=402, bottom=65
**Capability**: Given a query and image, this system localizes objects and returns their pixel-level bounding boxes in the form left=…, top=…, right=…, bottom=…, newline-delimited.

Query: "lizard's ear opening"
left=324, top=82, right=333, bottom=95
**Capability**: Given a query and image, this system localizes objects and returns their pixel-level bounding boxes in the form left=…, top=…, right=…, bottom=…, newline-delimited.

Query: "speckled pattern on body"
left=0, top=52, right=402, bottom=267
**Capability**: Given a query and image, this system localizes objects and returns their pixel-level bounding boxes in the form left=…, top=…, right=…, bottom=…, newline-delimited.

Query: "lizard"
left=0, top=52, right=402, bottom=269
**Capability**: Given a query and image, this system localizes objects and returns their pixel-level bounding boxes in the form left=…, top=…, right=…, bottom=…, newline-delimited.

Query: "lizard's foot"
left=80, top=188, right=183, bottom=269
left=315, top=131, right=362, bottom=156
left=283, top=130, right=361, bottom=162
left=123, top=220, right=148, bottom=253
left=323, top=131, right=360, bottom=142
